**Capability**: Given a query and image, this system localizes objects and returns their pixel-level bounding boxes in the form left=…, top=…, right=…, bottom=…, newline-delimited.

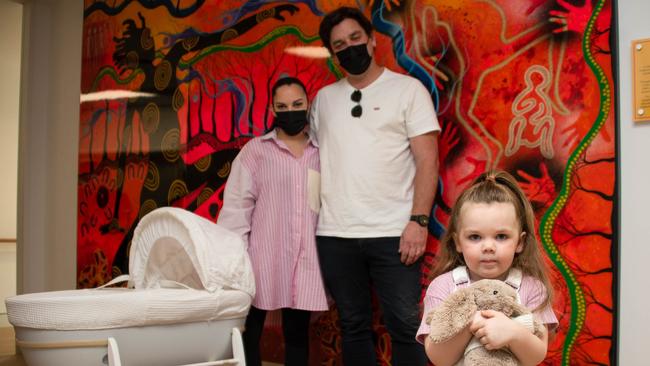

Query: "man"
left=311, top=6, right=440, bottom=366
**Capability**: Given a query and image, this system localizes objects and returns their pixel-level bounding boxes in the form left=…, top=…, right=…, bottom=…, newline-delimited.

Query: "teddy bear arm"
left=426, top=305, right=475, bottom=342
left=426, top=289, right=478, bottom=343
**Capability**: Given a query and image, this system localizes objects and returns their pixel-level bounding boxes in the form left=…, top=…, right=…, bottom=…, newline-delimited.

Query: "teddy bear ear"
left=455, top=289, right=478, bottom=326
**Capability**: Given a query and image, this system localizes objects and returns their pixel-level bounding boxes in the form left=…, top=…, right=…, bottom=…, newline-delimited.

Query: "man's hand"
left=399, top=221, right=427, bottom=265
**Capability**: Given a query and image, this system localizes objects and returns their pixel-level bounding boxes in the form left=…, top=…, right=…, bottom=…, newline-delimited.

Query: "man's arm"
left=400, top=131, right=439, bottom=265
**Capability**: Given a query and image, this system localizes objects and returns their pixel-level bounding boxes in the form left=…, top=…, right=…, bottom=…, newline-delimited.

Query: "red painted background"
left=78, top=1, right=616, bottom=364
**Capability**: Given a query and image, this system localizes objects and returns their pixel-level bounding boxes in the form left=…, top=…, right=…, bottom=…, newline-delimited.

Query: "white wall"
left=0, top=1, right=21, bottom=238
left=618, top=0, right=650, bottom=364
left=0, top=1, right=22, bottom=239
left=0, top=0, right=22, bottom=315
left=17, top=0, right=82, bottom=293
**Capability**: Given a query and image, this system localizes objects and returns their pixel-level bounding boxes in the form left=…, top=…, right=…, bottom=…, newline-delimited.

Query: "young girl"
left=217, top=77, right=327, bottom=366
left=417, top=170, right=558, bottom=366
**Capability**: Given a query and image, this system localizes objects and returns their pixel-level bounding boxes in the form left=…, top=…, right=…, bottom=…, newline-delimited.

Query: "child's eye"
left=468, top=234, right=481, bottom=241
left=496, top=234, right=508, bottom=240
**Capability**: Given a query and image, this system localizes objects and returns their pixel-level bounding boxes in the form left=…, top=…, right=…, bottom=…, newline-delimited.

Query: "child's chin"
left=475, top=269, right=508, bottom=281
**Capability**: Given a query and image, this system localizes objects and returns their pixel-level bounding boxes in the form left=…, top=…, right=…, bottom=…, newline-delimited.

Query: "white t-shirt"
left=311, top=68, right=440, bottom=237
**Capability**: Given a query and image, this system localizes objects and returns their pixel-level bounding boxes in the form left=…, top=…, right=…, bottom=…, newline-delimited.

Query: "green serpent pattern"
left=538, top=0, right=610, bottom=364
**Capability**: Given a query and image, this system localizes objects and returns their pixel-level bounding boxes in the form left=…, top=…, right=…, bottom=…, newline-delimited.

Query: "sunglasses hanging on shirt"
left=351, top=89, right=362, bottom=118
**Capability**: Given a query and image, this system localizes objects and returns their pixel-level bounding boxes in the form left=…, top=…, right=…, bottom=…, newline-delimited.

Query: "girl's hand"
left=472, top=310, right=522, bottom=350
left=468, top=311, right=486, bottom=333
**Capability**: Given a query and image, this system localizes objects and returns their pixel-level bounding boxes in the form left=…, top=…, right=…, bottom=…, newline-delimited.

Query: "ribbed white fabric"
left=6, top=288, right=250, bottom=330
left=6, top=207, right=255, bottom=332
left=129, top=207, right=255, bottom=297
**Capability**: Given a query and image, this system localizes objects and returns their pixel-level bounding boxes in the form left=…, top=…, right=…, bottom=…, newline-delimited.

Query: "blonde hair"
left=431, top=170, right=553, bottom=310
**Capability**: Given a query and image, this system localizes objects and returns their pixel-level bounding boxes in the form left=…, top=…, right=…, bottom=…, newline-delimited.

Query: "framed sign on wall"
left=633, top=38, right=650, bottom=122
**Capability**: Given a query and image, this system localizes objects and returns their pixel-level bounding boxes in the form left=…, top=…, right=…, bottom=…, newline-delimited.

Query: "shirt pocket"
left=307, top=169, right=321, bottom=213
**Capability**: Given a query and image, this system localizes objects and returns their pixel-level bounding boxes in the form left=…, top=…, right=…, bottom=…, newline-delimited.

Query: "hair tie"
left=485, top=175, right=497, bottom=183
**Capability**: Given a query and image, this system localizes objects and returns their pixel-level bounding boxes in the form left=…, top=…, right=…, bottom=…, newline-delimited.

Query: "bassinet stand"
left=107, top=326, right=245, bottom=366
left=16, top=327, right=246, bottom=366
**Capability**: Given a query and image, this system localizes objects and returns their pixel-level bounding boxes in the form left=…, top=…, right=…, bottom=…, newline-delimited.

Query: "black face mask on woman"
left=335, top=43, right=372, bottom=75
left=274, top=110, right=308, bottom=136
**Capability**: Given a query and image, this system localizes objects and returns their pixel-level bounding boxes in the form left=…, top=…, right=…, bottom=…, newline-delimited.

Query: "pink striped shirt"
left=217, top=130, right=328, bottom=311
left=416, top=269, right=558, bottom=344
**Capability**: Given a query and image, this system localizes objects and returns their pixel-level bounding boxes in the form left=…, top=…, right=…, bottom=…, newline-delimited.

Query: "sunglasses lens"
left=351, top=105, right=362, bottom=117
left=351, top=90, right=362, bottom=102
left=351, top=90, right=362, bottom=117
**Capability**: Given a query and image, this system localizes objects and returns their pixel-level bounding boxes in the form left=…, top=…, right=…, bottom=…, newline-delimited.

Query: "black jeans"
left=316, top=236, right=426, bottom=366
left=243, top=306, right=311, bottom=366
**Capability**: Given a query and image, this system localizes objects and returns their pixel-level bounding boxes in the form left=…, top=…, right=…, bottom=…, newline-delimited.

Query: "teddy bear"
left=426, top=279, right=544, bottom=366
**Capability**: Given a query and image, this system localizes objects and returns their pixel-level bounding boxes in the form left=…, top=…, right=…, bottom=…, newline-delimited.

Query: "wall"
left=17, top=0, right=82, bottom=293
left=0, top=0, right=22, bottom=315
left=617, top=0, right=650, bottom=364
left=12, top=0, right=650, bottom=364
left=0, top=0, right=21, bottom=238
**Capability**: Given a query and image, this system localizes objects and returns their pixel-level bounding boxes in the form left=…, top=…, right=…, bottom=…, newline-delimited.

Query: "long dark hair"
left=271, top=76, right=307, bottom=100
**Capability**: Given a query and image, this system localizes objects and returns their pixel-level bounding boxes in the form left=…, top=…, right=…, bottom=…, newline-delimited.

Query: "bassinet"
left=6, top=207, right=255, bottom=366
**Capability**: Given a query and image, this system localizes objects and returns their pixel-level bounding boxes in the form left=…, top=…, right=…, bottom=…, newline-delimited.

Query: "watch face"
left=412, top=215, right=429, bottom=226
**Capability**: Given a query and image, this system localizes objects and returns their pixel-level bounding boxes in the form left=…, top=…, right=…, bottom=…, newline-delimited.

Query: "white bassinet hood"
left=129, top=207, right=255, bottom=297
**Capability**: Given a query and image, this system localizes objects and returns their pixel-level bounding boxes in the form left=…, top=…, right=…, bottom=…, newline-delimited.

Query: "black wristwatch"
left=410, top=215, right=429, bottom=227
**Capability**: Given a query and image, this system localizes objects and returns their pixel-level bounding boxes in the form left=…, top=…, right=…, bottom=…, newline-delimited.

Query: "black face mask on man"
left=274, top=110, right=308, bottom=136
left=335, top=43, right=372, bottom=75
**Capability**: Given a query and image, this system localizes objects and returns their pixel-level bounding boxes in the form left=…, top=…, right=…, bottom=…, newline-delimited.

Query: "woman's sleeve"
left=217, top=152, right=257, bottom=247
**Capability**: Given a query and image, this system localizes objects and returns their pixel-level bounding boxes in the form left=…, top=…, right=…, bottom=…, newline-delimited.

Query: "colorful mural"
left=78, top=0, right=616, bottom=364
